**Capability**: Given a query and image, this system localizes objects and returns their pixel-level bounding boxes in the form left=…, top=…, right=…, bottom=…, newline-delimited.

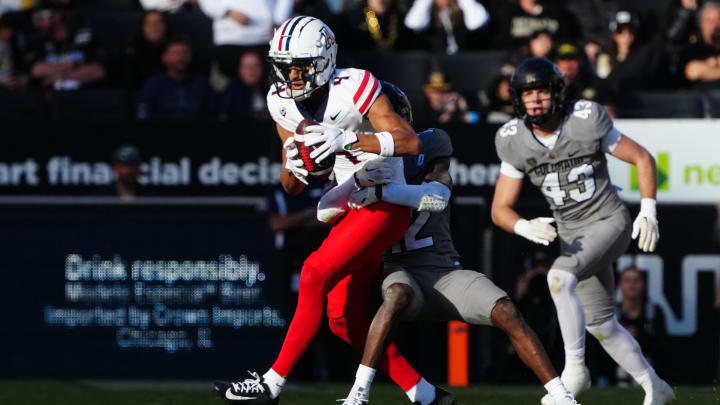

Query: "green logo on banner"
left=632, top=152, right=668, bottom=191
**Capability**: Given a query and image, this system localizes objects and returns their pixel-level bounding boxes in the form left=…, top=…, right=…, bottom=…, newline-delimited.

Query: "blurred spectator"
left=554, top=42, right=603, bottom=103
left=220, top=51, right=269, bottom=121
left=23, top=8, right=106, bottom=90
left=477, top=63, right=515, bottom=123
left=125, top=10, right=170, bottom=88
left=681, top=1, right=720, bottom=89
left=111, top=144, right=142, bottom=199
left=564, top=0, right=627, bottom=63
left=614, top=266, right=664, bottom=386
left=140, top=0, right=199, bottom=13
left=513, top=250, right=563, bottom=365
left=340, top=0, right=414, bottom=50
left=494, top=0, right=579, bottom=50
left=404, top=0, right=490, bottom=54
left=423, top=70, right=478, bottom=124
left=662, top=0, right=701, bottom=46
left=595, top=11, right=640, bottom=79
left=198, top=0, right=292, bottom=78
left=136, top=37, right=215, bottom=121
left=514, top=249, right=551, bottom=301
left=510, top=28, right=554, bottom=65
left=595, top=11, right=673, bottom=97
left=0, top=13, right=26, bottom=90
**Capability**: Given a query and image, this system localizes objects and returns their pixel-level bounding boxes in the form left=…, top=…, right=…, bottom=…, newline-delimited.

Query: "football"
left=294, top=118, right=335, bottom=176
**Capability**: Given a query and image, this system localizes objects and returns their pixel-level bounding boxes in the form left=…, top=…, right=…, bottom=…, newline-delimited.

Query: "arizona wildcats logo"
left=319, top=26, right=335, bottom=49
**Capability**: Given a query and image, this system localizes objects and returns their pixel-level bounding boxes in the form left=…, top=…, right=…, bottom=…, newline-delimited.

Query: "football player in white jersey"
left=214, top=16, right=440, bottom=405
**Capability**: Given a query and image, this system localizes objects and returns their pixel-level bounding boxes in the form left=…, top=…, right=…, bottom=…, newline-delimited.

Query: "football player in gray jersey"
left=491, top=58, right=673, bottom=405
left=318, top=82, right=578, bottom=405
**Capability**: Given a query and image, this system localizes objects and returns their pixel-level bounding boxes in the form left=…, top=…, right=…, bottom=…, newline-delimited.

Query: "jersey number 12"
left=391, top=211, right=433, bottom=253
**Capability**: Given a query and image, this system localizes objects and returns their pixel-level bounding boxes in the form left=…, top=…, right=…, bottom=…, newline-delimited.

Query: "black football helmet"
left=509, top=57, right=566, bottom=125
left=380, top=80, right=413, bottom=125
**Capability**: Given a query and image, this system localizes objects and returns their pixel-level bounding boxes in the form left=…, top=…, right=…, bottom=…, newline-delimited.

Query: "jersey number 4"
left=392, top=211, right=433, bottom=253
left=541, top=163, right=596, bottom=206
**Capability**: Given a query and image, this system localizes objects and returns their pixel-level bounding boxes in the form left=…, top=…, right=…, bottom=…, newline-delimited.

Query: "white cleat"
left=541, top=394, right=581, bottom=405
left=338, top=387, right=369, bottom=405
left=643, top=379, right=674, bottom=405
left=540, top=366, right=590, bottom=405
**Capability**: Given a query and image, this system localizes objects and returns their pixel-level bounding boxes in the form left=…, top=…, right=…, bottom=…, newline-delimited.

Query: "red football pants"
left=271, top=202, right=421, bottom=391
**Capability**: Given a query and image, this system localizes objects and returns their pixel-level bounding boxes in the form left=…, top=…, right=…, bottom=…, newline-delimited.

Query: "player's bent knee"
left=547, top=269, right=578, bottom=296
left=490, top=298, right=525, bottom=331
left=586, top=315, right=618, bottom=338
left=327, top=316, right=348, bottom=339
left=298, top=262, right=329, bottom=294
left=382, top=283, right=413, bottom=315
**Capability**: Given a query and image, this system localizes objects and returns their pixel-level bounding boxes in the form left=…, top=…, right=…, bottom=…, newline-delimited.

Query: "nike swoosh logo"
left=330, top=110, right=341, bottom=120
left=225, top=389, right=256, bottom=400
left=568, top=150, right=581, bottom=157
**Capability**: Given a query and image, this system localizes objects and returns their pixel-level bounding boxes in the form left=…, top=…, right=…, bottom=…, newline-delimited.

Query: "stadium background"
left=0, top=0, right=718, bottom=400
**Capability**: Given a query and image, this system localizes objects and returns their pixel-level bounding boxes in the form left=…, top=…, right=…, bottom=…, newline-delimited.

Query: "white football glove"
left=348, top=185, right=382, bottom=210
left=283, top=137, right=308, bottom=185
left=514, top=217, right=558, bottom=246
left=632, top=198, right=659, bottom=252
left=305, top=124, right=358, bottom=163
left=354, top=159, right=393, bottom=188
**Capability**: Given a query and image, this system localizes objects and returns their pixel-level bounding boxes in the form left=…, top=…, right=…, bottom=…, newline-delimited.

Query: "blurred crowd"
left=0, top=0, right=719, bottom=123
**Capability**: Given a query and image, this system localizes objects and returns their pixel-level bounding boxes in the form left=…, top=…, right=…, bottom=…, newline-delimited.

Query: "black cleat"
left=213, top=371, right=279, bottom=404
left=414, top=386, right=457, bottom=405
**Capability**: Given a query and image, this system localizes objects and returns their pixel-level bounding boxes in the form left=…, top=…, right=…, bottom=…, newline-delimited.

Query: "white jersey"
left=267, top=67, right=405, bottom=185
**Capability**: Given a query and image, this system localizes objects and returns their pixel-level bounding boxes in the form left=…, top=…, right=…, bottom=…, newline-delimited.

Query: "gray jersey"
left=495, top=100, right=624, bottom=225
left=383, top=128, right=461, bottom=272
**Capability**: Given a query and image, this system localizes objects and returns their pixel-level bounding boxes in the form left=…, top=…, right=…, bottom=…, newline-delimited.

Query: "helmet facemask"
left=510, top=81, right=565, bottom=126
left=269, top=56, right=329, bottom=101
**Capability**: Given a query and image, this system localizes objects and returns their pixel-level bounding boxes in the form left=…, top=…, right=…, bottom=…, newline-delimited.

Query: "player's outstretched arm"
left=348, top=158, right=452, bottom=212
left=276, top=123, right=307, bottom=195
left=609, top=134, right=659, bottom=252
left=317, top=159, right=395, bottom=222
left=491, top=173, right=558, bottom=246
left=358, top=94, right=421, bottom=156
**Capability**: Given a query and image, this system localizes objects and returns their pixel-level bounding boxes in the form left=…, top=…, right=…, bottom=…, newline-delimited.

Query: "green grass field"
left=0, top=381, right=717, bottom=405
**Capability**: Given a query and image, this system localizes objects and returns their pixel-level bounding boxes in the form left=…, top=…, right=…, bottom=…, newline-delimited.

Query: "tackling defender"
left=214, top=16, right=441, bottom=405
left=491, top=57, right=673, bottom=405
left=318, top=83, right=578, bottom=405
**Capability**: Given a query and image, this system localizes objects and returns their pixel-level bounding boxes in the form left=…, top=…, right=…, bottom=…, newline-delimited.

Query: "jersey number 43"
left=541, top=163, right=596, bottom=206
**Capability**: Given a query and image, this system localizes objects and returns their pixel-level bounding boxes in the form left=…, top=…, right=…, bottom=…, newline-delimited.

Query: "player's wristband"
left=639, top=198, right=656, bottom=218
left=374, top=131, right=395, bottom=157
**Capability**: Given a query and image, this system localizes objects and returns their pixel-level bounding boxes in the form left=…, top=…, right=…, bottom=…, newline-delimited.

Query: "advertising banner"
left=610, top=120, right=720, bottom=204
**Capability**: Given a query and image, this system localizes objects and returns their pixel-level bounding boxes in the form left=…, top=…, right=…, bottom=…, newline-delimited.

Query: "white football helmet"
left=268, top=16, right=338, bottom=101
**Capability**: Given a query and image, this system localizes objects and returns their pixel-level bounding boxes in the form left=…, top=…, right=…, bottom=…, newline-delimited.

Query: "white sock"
left=545, top=376, right=572, bottom=402
left=349, top=364, right=376, bottom=398
left=263, top=368, right=286, bottom=399
left=565, top=352, right=586, bottom=369
left=547, top=270, right=586, bottom=365
left=406, top=378, right=435, bottom=405
left=586, top=316, right=652, bottom=389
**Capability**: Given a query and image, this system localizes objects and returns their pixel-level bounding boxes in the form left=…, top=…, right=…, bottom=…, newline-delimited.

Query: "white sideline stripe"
left=0, top=196, right=267, bottom=209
